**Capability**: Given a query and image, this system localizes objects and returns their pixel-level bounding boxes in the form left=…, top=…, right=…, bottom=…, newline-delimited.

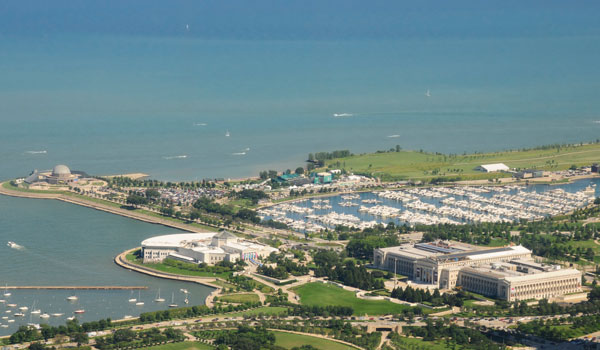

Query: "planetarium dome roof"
left=52, top=164, right=71, bottom=176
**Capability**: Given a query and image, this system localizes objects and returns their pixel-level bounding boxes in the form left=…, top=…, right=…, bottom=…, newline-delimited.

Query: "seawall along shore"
left=114, top=248, right=221, bottom=307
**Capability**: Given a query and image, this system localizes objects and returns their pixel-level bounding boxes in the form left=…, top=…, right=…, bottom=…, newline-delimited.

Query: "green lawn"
left=217, top=293, right=260, bottom=304
left=292, top=282, right=411, bottom=315
left=211, top=280, right=239, bottom=290
left=392, top=336, right=465, bottom=350
left=125, top=251, right=232, bottom=279
left=144, top=341, right=214, bottom=350
left=272, top=330, right=358, bottom=350
left=323, top=143, right=600, bottom=181
left=224, top=306, right=289, bottom=318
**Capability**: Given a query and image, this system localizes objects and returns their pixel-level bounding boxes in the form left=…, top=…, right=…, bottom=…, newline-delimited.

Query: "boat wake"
left=232, top=152, right=246, bottom=156
left=25, top=150, right=47, bottom=154
left=193, top=123, right=207, bottom=126
left=7, top=241, right=24, bottom=250
left=333, top=113, right=353, bottom=118
left=163, top=155, right=188, bottom=160
left=387, top=134, right=401, bottom=138
left=593, top=121, right=600, bottom=124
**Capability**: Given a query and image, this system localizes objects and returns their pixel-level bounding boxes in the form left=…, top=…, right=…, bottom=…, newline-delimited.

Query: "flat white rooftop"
left=141, top=232, right=214, bottom=248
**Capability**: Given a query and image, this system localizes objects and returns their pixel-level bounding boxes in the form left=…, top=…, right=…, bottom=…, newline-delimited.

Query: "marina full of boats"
left=0, top=287, right=194, bottom=335
left=258, top=181, right=598, bottom=232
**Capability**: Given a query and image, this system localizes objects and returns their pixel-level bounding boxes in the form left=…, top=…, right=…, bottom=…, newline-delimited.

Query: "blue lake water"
left=0, top=196, right=212, bottom=335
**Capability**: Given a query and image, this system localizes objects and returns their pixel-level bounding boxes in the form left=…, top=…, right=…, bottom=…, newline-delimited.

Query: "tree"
left=72, top=332, right=89, bottom=346
left=126, top=194, right=148, bottom=208
left=145, top=188, right=160, bottom=199
left=295, top=167, right=305, bottom=175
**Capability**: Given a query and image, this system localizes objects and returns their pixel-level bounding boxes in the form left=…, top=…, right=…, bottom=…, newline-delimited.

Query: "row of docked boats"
left=259, top=183, right=597, bottom=231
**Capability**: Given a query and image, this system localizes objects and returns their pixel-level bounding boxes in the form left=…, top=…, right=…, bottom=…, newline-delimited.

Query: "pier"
left=4, top=286, right=148, bottom=290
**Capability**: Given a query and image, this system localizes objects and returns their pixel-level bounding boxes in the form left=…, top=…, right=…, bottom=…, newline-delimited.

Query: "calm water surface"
left=0, top=196, right=212, bottom=335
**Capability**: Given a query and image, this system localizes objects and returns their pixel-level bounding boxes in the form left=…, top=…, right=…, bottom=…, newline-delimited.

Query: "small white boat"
left=225, top=130, right=230, bottom=137
left=123, top=315, right=133, bottom=319
left=135, top=290, right=144, bottom=305
left=30, top=301, right=40, bottom=315
left=74, top=309, right=85, bottom=314
left=14, top=313, right=25, bottom=317
left=1, top=316, right=8, bottom=320
left=6, top=241, right=17, bottom=248
left=180, top=289, right=188, bottom=294
left=66, top=316, right=76, bottom=321
left=184, top=298, right=189, bottom=304
left=0, top=299, right=6, bottom=303
left=169, top=292, right=177, bottom=308
left=6, top=304, right=16, bottom=308
left=5, top=310, right=11, bottom=314
left=128, top=298, right=137, bottom=303
left=1, top=325, right=8, bottom=328
left=154, top=288, right=165, bottom=303
left=67, top=296, right=78, bottom=301
left=18, top=306, right=28, bottom=311
left=3, top=284, right=11, bottom=297
left=39, top=314, right=50, bottom=319
left=7, top=319, right=14, bottom=323
left=51, top=313, right=64, bottom=317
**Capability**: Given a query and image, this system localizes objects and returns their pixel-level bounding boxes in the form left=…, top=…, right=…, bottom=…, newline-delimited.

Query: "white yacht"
left=67, top=296, right=78, bottom=301
left=154, top=289, right=165, bottom=303
left=39, top=314, right=50, bottom=319
left=135, top=291, right=144, bottom=306
left=168, top=292, right=177, bottom=308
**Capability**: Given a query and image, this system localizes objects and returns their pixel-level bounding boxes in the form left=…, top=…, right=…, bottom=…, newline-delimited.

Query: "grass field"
left=272, top=330, right=358, bottom=350
left=391, top=336, right=465, bottom=350
left=292, top=282, right=411, bottom=315
left=217, top=293, right=260, bottom=303
left=125, top=251, right=232, bottom=279
left=225, top=306, right=288, bottom=318
left=144, top=341, right=214, bottom=350
left=323, top=143, right=600, bottom=181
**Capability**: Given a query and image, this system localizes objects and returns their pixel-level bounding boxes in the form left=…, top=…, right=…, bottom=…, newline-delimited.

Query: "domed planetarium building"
left=25, top=164, right=80, bottom=185
left=47, top=164, right=75, bottom=184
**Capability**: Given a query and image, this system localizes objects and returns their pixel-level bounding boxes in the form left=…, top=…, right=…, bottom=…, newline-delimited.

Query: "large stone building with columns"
left=373, top=241, right=581, bottom=301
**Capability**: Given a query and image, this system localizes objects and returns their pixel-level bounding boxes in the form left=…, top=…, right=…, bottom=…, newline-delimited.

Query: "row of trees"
left=403, top=321, right=503, bottom=350
left=105, top=176, right=217, bottom=189
left=391, top=286, right=467, bottom=307
left=313, top=250, right=384, bottom=290
left=95, top=327, right=184, bottom=350
left=10, top=318, right=112, bottom=345
left=193, top=197, right=260, bottom=223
